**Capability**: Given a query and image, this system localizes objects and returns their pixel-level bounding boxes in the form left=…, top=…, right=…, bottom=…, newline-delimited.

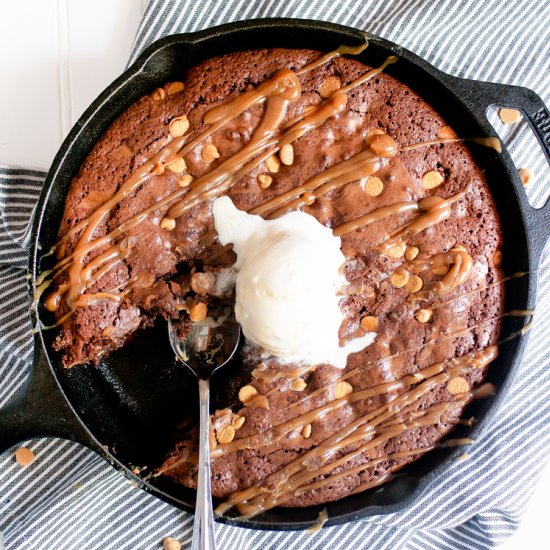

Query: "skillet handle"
left=443, top=75, right=550, bottom=260
left=0, top=340, right=97, bottom=454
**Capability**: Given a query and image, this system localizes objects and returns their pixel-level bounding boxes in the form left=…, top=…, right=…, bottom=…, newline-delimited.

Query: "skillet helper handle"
left=444, top=75, right=550, bottom=259
left=0, top=340, right=95, bottom=453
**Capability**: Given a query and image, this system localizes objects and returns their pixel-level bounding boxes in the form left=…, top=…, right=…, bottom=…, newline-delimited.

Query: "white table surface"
left=0, top=1, right=548, bottom=548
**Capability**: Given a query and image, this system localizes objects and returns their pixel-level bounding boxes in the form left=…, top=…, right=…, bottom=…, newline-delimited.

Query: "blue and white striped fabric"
left=1, top=1, right=549, bottom=548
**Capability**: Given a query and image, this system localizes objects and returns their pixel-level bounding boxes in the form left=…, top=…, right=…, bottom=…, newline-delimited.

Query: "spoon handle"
left=191, top=378, right=217, bottom=550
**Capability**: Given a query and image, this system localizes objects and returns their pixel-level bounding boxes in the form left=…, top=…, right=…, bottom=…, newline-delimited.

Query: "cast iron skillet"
left=1, top=19, right=549, bottom=531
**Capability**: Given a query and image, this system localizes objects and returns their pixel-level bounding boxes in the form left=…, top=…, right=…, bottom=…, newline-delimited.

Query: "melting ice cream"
left=212, top=196, right=375, bottom=368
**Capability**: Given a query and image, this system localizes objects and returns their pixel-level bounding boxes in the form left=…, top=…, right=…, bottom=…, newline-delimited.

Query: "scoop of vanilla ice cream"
left=212, top=196, right=375, bottom=368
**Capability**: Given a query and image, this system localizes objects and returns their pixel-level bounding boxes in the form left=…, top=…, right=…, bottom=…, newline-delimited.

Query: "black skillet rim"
left=27, top=18, right=545, bottom=531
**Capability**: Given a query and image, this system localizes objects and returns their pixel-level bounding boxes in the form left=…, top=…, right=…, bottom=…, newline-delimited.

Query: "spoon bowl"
left=168, top=314, right=241, bottom=378
left=168, top=314, right=241, bottom=550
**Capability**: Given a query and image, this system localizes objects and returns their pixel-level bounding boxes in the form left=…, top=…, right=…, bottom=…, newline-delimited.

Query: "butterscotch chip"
left=406, top=275, right=423, bottom=293
left=189, top=301, right=207, bottom=322
left=217, top=425, right=236, bottom=444
left=334, top=381, right=353, bottom=399
left=212, top=408, right=232, bottom=431
left=368, top=134, right=398, bottom=157
left=202, top=143, right=220, bottom=163
left=361, top=176, right=384, bottom=197
left=15, top=447, right=35, bottom=466
left=151, top=87, right=166, bottom=101
left=167, top=157, right=186, bottom=174
left=387, top=242, right=406, bottom=259
left=290, top=378, right=307, bottom=392
left=422, top=170, right=444, bottom=189
left=163, top=537, right=182, bottom=550
left=246, top=395, right=270, bottom=410
left=251, top=362, right=268, bottom=379
left=360, top=315, right=378, bottom=332
left=302, top=191, right=316, bottom=206
left=169, top=115, right=189, bottom=138
left=166, top=81, right=185, bottom=95
left=153, top=163, right=166, bottom=175
left=390, top=271, right=410, bottom=288
left=258, top=174, right=273, bottom=189
left=404, top=246, right=419, bottom=262
left=302, top=423, right=312, bottom=439
left=178, top=174, right=193, bottom=188
left=415, top=308, right=432, bottom=323
left=231, top=414, right=245, bottom=430
left=365, top=128, right=385, bottom=142
left=319, top=76, right=341, bottom=98
left=447, top=376, right=470, bottom=395
left=238, top=384, right=258, bottom=403
left=438, top=125, right=456, bottom=139
left=266, top=154, right=281, bottom=173
left=160, top=217, right=176, bottom=231
left=499, top=108, right=521, bottom=124
left=493, top=250, right=502, bottom=267
left=190, top=272, right=215, bottom=295
left=279, top=143, right=294, bottom=165
left=519, top=167, right=533, bottom=186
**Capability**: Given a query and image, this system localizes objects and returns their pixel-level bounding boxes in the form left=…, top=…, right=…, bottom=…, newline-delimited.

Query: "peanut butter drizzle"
left=407, top=245, right=474, bottom=299
left=216, top=345, right=492, bottom=518
left=57, top=69, right=301, bottom=251
left=507, top=309, right=535, bottom=317
left=203, top=69, right=300, bottom=125
left=430, top=271, right=529, bottom=313
left=339, top=56, right=398, bottom=94
left=250, top=148, right=382, bottom=218
left=211, top=347, right=496, bottom=462
left=401, top=136, right=501, bottom=153
left=295, top=36, right=369, bottom=76
left=470, top=137, right=502, bottom=153
left=44, top=55, right=401, bottom=312
left=44, top=70, right=302, bottom=310
left=333, top=202, right=419, bottom=236
left=301, top=447, right=433, bottom=500
left=469, top=382, right=496, bottom=399
left=306, top=508, right=329, bottom=533
left=252, top=363, right=315, bottom=384
left=377, top=187, right=469, bottom=255
left=74, top=292, right=122, bottom=307
left=288, top=342, right=496, bottom=416
left=165, top=92, right=347, bottom=220
left=44, top=286, right=63, bottom=312
left=235, top=408, right=447, bottom=518
left=283, top=56, right=397, bottom=133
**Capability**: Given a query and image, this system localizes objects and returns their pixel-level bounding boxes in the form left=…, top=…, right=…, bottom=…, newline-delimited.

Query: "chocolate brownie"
left=44, top=47, right=504, bottom=513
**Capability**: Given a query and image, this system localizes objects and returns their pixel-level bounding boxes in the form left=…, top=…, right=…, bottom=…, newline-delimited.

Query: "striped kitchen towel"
left=1, top=1, right=549, bottom=549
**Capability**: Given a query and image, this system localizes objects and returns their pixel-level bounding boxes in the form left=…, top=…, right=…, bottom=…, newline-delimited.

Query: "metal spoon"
left=168, top=314, right=241, bottom=550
